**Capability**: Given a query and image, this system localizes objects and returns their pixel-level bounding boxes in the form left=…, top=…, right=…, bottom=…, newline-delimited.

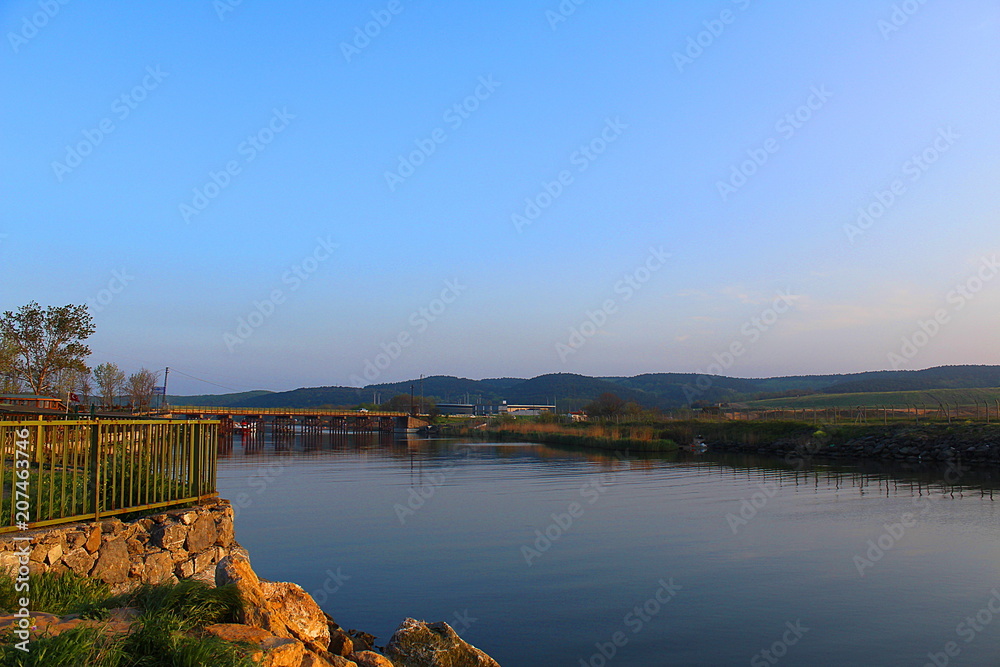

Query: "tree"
left=0, top=302, right=95, bottom=395
left=51, top=368, right=92, bottom=403
left=0, top=337, right=23, bottom=393
left=584, top=392, right=626, bottom=419
left=93, top=362, right=126, bottom=406
left=380, top=393, right=437, bottom=415
left=125, top=368, right=159, bottom=411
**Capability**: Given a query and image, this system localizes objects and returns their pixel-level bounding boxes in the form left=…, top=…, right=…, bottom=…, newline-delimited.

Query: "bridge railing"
left=170, top=406, right=412, bottom=417
left=0, top=419, right=218, bottom=533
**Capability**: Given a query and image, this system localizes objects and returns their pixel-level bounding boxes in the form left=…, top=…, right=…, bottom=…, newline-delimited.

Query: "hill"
left=166, top=365, right=1000, bottom=411
left=167, top=390, right=273, bottom=407
left=505, top=373, right=652, bottom=410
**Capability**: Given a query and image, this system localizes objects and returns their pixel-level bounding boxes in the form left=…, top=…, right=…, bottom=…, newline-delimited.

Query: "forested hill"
left=168, top=365, right=1000, bottom=410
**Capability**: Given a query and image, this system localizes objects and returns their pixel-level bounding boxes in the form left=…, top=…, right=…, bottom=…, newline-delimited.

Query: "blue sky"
left=2, top=0, right=998, bottom=394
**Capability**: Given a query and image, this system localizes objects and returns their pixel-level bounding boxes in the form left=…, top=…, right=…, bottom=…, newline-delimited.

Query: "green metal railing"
left=0, top=419, right=218, bottom=533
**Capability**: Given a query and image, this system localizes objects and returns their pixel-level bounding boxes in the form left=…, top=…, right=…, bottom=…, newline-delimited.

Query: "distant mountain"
left=819, top=365, right=1000, bottom=394
left=606, top=373, right=761, bottom=406
left=240, top=386, right=367, bottom=408
left=167, top=365, right=1000, bottom=411
left=478, top=377, right=527, bottom=391
left=506, top=373, right=651, bottom=409
left=366, top=376, right=509, bottom=404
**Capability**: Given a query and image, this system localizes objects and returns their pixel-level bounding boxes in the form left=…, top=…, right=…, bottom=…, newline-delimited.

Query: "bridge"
left=166, top=406, right=429, bottom=435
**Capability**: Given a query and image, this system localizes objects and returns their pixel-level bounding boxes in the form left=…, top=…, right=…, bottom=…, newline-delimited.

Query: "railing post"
left=90, top=421, right=101, bottom=521
left=191, top=422, right=202, bottom=498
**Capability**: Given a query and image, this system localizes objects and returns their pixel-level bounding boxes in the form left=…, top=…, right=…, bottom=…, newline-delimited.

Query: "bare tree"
left=0, top=302, right=95, bottom=395
left=50, top=368, right=92, bottom=404
left=93, top=362, right=126, bottom=407
left=125, top=368, right=159, bottom=410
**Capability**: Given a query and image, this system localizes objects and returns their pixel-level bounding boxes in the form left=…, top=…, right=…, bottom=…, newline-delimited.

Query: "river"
left=216, top=434, right=1000, bottom=666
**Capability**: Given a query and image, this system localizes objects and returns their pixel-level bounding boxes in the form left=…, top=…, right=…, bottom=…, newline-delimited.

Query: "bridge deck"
left=170, top=406, right=413, bottom=417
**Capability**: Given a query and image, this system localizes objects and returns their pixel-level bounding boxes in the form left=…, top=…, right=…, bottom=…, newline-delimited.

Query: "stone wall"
left=0, top=498, right=237, bottom=594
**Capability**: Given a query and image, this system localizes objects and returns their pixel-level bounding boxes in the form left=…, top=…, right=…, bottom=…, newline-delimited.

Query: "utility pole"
left=163, top=367, right=170, bottom=410
left=420, top=374, right=425, bottom=416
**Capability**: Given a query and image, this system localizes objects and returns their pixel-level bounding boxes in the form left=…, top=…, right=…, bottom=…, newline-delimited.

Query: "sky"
left=2, top=0, right=998, bottom=395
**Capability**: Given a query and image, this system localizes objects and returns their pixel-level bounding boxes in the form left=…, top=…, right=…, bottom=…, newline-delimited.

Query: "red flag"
left=69, top=393, right=80, bottom=403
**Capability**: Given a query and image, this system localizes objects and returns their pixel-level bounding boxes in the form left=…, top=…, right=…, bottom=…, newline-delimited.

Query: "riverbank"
left=0, top=499, right=501, bottom=666
left=701, top=421, right=1000, bottom=466
left=453, top=420, right=1000, bottom=467
left=454, top=425, right=679, bottom=453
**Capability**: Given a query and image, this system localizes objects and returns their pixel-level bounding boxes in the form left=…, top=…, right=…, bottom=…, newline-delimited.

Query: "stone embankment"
left=0, top=499, right=501, bottom=666
left=707, top=423, right=1000, bottom=466
left=0, top=498, right=238, bottom=593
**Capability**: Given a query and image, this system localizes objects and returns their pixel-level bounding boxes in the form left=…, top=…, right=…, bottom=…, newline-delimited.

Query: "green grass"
left=81, top=579, right=243, bottom=630
left=0, top=572, right=257, bottom=667
left=0, top=570, right=111, bottom=616
left=743, top=387, right=1000, bottom=409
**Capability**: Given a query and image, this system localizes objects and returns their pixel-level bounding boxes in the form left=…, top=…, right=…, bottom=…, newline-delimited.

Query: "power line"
left=167, top=368, right=247, bottom=393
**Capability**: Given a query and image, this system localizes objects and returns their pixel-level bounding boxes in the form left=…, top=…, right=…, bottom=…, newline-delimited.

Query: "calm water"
left=216, top=435, right=1000, bottom=666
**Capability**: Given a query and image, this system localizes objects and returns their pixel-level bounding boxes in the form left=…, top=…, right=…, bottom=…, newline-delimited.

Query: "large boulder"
left=215, top=550, right=330, bottom=650
left=185, top=514, right=218, bottom=553
left=91, top=538, right=130, bottom=585
left=385, top=618, right=500, bottom=667
left=260, top=580, right=331, bottom=649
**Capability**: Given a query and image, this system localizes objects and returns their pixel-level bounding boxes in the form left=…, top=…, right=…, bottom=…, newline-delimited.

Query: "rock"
left=385, top=618, right=500, bottom=667
left=125, top=536, right=145, bottom=555
left=85, top=525, right=102, bottom=553
left=259, top=636, right=308, bottom=667
left=0, top=551, right=21, bottom=576
left=351, top=650, right=396, bottom=667
left=188, top=567, right=217, bottom=588
left=191, top=547, right=217, bottom=575
left=62, top=546, right=96, bottom=576
left=176, top=558, right=197, bottom=579
left=26, top=543, right=42, bottom=563
left=259, top=581, right=331, bottom=649
left=142, top=551, right=175, bottom=584
left=44, top=542, right=63, bottom=565
left=65, top=530, right=87, bottom=549
left=216, top=551, right=330, bottom=649
left=216, top=514, right=235, bottom=547
left=205, top=624, right=313, bottom=667
left=185, top=514, right=218, bottom=553
left=307, top=654, right=359, bottom=667
left=91, top=539, right=130, bottom=585
left=349, top=630, right=376, bottom=653
left=152, top=523, right=187, bottom=551
left=204, top=622, right=275, bottom=645
left=0, top=608, right=135, bottom=639
left=329, top=628, right=355, bottom=656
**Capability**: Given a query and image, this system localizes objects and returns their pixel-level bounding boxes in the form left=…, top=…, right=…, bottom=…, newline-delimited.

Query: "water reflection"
left=219, top=433, right=999, bottom=501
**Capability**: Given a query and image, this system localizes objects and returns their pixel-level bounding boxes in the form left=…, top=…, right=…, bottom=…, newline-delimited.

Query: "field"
left=743, top=387, right=1000, bottom=409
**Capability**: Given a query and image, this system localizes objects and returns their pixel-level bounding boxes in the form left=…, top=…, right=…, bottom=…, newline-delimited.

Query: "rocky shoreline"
left=0, top=499, right=501, bottom=667
left=705, top=423, right=1000, bottom=467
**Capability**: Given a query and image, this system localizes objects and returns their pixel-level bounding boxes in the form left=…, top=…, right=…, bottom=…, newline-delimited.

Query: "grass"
left=0, top=571, right=258, bottom=667
left=461, top=418, right=914, bottom=453
left=743, top=387, right=1000, bottom=409
left=0, top=570, right=111, bottom=617
left=465, top=421, right=680, bottom=452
